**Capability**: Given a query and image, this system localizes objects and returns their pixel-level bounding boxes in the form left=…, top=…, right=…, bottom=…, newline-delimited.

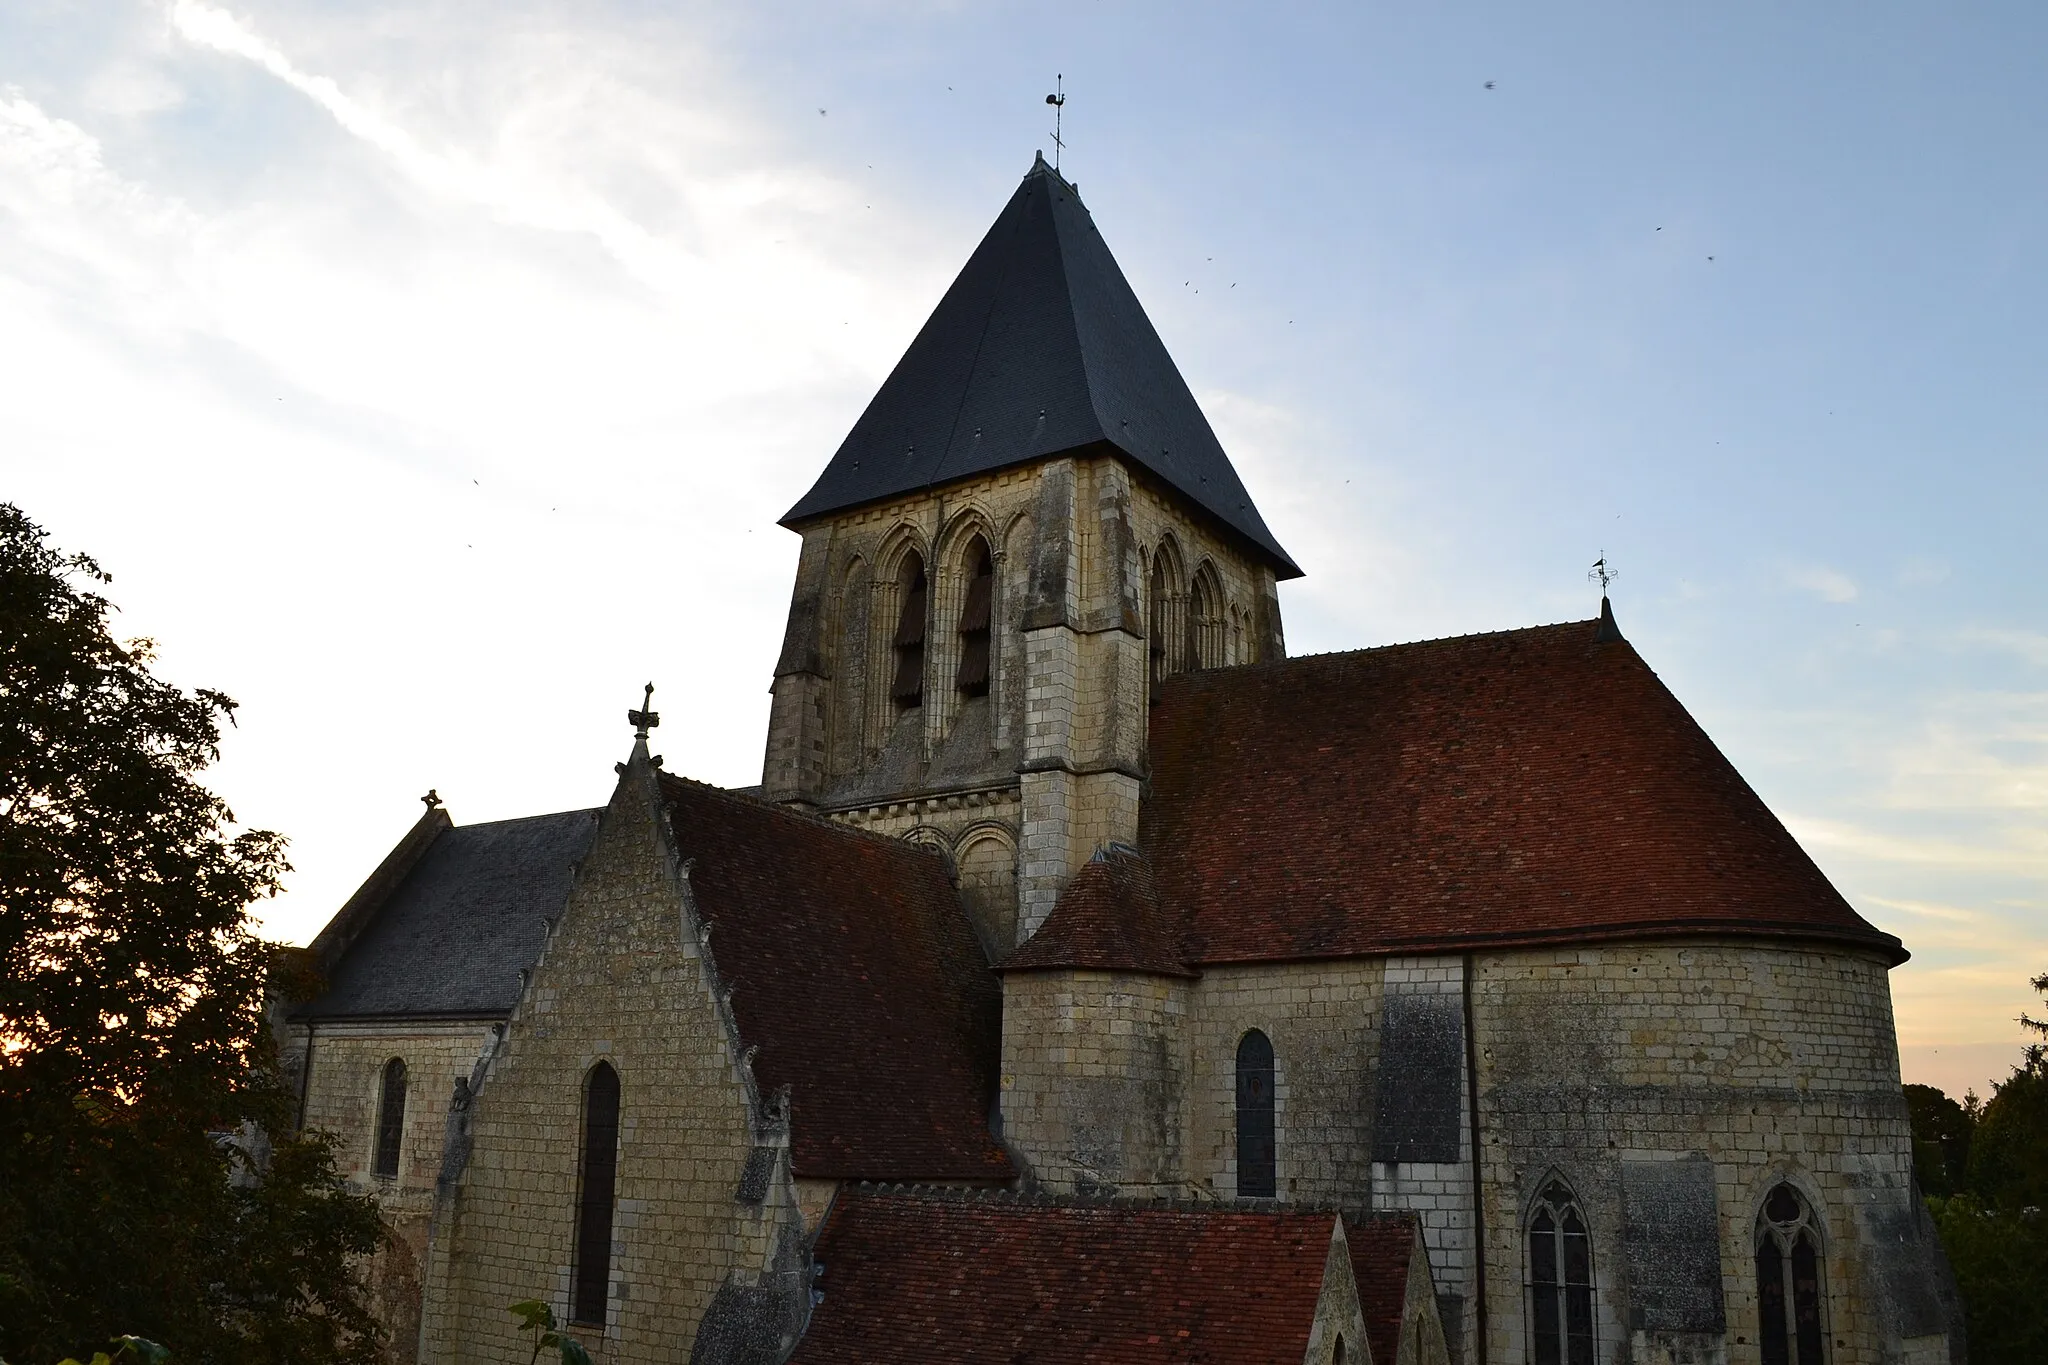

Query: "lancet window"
left=890, top=552, right=927, bottom=711
left=1188, top=563, right=1225, bottom=671
left=956, top=538, right=994, bottom=700
left=1148, top=542, right=1187, bottom=687
left=1526, top=1179, right=1594, bottom=1365
left=572, top=1061, right=621, bottom=1326
left=372, top=1057, right=407, bottom=1178
left=1755, top=1183, right=1826, bottom=1365
left=1235, top=1029, right=1276, bottom=1198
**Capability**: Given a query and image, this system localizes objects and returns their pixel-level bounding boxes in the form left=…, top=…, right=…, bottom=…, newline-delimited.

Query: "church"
left=282, top=154, right=1962, bottom=1365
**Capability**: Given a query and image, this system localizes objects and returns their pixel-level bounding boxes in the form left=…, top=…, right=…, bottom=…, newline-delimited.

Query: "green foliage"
left=1904, top=1082, right=1975, bottom=1196
left=56, top=1336, right=170, bottom=1365
left=0, top=505, right=384, bottom=1364
left=1910, top=970, right=2048, bottom=1363
left=1926, top=1196, right=2048, bottom=1365
left=508, top=1300, right=592, bottom=1365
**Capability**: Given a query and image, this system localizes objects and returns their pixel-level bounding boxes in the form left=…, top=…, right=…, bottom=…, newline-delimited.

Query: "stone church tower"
left=759, top=153, right=1295, bottom=955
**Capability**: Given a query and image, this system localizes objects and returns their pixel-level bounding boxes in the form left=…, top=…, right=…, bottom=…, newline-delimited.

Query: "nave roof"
left=1009, top=612, right=1905, bottom=974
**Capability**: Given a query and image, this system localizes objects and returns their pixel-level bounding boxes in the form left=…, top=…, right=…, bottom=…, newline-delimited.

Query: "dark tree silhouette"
left=0, top=504, right=382, bottom=1363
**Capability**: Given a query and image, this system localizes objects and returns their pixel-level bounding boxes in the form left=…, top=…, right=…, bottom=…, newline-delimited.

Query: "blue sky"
left=3, top=1, right=2042, bottom=1098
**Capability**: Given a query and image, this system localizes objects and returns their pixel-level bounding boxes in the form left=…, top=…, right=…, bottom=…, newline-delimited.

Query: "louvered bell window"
left=956, top=548, right=993, bottom=698
left=891, top=562, right=927, bottom=709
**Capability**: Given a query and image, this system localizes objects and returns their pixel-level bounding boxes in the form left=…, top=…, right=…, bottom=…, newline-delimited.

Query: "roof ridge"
left=446, top=806, right=603, bottom=832
left=656, top=771, right=954, bottom=862
left=843, top=1181, right=1381, bottom=1219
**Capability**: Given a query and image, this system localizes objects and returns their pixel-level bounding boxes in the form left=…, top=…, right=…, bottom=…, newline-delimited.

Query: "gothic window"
left=1148, top=543, right=1185, bottom=688
left=572, top=1061, right=621, bottom=1326
left=372, top=1057, right=407, bottom=1178
left=1333, top=1336, right=1346, bottom=1365
left=1526, top=1179, right=1594, bottom=1365
left=956, top=538, right=994, bottom=700
left=890, top=552, right=927, bottom=711
left=1235, top=1029, right=1276, bottom=1198
left=1187, top=563, right=1225, bottom=671
left=1756, top=1183, right=1826, bottom=1365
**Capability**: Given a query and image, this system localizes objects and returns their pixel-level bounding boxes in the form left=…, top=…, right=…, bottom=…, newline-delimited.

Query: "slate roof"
left=1135, top=615, right=1905, bottom=967
left=297, top=809, right=599, bottom=1020
left=794, top=1187, right=1416, bottom=1365
left=783, top=155, right=1299, bottom=579
left=1001, top=844, right=1193, bottom=978
left=657, top=776, right=1013, bottom=1182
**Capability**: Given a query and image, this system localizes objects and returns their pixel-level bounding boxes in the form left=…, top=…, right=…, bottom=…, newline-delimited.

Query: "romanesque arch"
left=1234, top=1028, right=1276, bottom=1198
left=830, top=553, right=871, bottom=774
left=952, top=824, right=1017, bottom=957
left=572, top=1060, right=621, bottom=1327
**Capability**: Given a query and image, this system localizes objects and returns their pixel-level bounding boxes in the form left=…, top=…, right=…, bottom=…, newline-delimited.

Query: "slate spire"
left=783, top=154, right=1300, bottom=578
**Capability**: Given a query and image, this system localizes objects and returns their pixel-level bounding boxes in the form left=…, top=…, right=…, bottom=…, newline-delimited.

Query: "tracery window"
left=1148, top=545, right=1186, bottom=687
left=1526, top=1179, right=1594, bottom=1365
left=956, top=538, right=994, bottom=700
left=572, top=1061, right=621, bottom=1326
left=1235, top=1029, right=1276, bottom=1198
left=890, top=552, right=927, bottom=711
left=1755, top=1183, right=1826, bottom=1365
left=372, top=1057, right=407, bottom=1178
left=1187, top=563, right=1225, bottom=671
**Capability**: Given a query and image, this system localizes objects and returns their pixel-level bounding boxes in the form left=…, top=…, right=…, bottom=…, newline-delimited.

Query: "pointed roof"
left=784, top=155, right=1300, bottom=579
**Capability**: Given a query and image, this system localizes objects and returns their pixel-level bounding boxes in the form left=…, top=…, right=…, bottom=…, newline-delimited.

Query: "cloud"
left=1956, top=628, right=2048, bottom=669
left=1785, top=563, right=1858, bottom=603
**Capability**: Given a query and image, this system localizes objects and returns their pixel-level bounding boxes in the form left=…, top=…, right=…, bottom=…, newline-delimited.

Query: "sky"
left=3, top=1, right=2043, bottom=1100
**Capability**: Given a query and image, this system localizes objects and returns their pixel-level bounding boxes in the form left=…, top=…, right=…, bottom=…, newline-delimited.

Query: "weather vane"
left=1045, top=76, right=1066, bottom=172
left=628, top=682, right=660, bottom=741
left=1588, top=554, right=1618, bottom=596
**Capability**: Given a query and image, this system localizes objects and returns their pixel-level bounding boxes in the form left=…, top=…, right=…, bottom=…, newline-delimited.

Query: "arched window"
left=1187, top=564, right=1224, bottom=671
left=1527, top=1179, right=1594, bottom=1365
left=572, top=1062, right=621, bottom=1326
left=1235, top=1030, right=1276, bottom=1198
left=890, top=552, right=927, bottom=711
left=1333, top=1336, right=1346, bottom=1365
left=1148, top=543, right=1185, bottom=687
left=1756, top=1183, right=1825, bottom=1365
left=372, top=1057, right=407, bottom=1178
left=955, top=538, right=994, bottom=700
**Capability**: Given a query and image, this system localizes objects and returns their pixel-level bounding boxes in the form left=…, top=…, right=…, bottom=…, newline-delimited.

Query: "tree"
left=1966, top=971, right=2048, bottom=1213
left=0, top=504, right=383, bottom=1364
left=1905, top=1082, right=1975, bottom=1197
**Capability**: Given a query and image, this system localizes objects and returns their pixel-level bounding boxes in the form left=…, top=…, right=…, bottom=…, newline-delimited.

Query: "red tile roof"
left=1345, top=1215, right=1421, bottom=1365
left=1135, top=618, right=1903, bottom=967
left=1002, top=845, right=1195, bottom=977
left=794, top=1187, right=1416, bottom=1365
left=658, top=776, right=1013, bottom=1181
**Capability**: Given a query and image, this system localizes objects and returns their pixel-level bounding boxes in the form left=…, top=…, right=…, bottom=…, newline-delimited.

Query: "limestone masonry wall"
left=417, top=766, right=796, bottom=1364
left=292, top=1020, right=495, bottom=1364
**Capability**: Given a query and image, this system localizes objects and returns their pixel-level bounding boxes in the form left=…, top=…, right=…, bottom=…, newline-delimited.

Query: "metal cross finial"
left=1045, top=76, right=1066, bottom=172
left=628, top=682, right=660, bottom=741
left=1588, top=554, right=1618, bottom=596
left=420, top=788, right=441, bottom=809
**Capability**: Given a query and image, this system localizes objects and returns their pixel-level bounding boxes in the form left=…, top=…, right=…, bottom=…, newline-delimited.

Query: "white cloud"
left=1785, top=563, right=1858, bottom=603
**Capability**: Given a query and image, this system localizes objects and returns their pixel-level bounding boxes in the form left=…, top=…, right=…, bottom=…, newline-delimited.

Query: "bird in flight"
left=1484, top=80, right=1496, bottom=90
left=818, top=108, right=827, bottom=116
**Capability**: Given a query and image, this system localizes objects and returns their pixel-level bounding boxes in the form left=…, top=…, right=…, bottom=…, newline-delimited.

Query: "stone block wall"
left=1184, top=962, right=1383, bottom=1206
left=1471, top=941, right=1955, bottom=1365
left=999, top=969, right=1189, bottom=1194
left=290, top=1019, right=497, bottom=1363
left=417, top=765, right=798, bottom=1364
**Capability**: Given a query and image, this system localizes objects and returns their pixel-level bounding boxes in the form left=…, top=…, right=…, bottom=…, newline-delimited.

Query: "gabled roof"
left=1347, top=1217, right=1424, bottom=1365
left=1001, top=844, right=1193, bottom=978
left=1140, top=615, right=1905, bottom=966
left=297, top=809, right=600, bottom=1020
left=793, top=1186, right=1417, bottom=1365
left=657, top=776, right=1012, bottom=1182
left=783, top=155, right=1299, bottom=579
